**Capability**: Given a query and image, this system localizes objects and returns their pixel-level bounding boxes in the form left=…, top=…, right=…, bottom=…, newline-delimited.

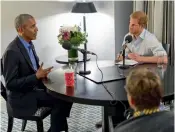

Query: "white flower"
left=59, top=26, right=71, bottom=33
left=59, top=25, right=81, bottom=33
left=72, top=25, right=79, bottom=32
left=58, top=35, right=62, bottom=41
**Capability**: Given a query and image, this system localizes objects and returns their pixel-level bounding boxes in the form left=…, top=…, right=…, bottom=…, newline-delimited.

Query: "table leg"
left=102, top=106, right=109, bottom=132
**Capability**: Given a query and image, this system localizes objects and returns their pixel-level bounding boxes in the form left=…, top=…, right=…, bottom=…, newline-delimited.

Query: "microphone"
left=119, top=35, right=133, bottom=69
left=124, top=35, right=133, bottom=44
left=62, top=43, right=96, bottom=55
left=123, top=35, right=133, bottom=50
left=62, top=42, right=94, bottom=75
left=117, top=35, right=132, bottom=60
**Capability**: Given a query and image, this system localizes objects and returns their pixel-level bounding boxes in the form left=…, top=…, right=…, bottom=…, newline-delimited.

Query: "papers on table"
left=115, top=59, right=138, bottom=66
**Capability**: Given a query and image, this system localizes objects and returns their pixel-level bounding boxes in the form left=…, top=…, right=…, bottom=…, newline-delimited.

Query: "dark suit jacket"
left=2, top=36, right=46, bottom=117
left=114, top=111, right=174, bottom=132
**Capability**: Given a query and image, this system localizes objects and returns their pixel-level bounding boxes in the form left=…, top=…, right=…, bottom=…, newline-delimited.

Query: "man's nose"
left=35, top=27, right=38, bottom=31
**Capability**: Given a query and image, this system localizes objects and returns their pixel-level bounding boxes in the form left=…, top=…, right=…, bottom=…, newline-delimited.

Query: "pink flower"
left=63, top=32, right=70, bottom=40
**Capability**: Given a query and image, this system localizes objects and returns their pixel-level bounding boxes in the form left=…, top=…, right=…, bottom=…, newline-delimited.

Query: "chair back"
left=162, top=43, right=170, bottom=56
left=1, top=58, right=7, bottom=101
left=1, top=82, right=7, bottom=101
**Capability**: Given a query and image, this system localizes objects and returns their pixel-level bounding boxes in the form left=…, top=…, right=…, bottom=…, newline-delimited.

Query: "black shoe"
left=47, top=128, right=68, bottom=132
left=95, top=120, right=102, bottom=128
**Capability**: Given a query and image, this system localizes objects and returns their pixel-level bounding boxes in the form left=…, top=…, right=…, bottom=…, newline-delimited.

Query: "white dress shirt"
left=122, top=29, right=167, bottom=57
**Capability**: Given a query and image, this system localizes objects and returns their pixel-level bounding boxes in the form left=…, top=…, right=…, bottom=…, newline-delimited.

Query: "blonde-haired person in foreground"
left=116, top=11, right=167, bottom=64
left=115, top=68, right=174, bottom=132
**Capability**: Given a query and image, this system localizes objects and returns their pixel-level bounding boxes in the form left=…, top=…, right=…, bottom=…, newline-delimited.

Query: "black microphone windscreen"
left=125, top=35, right=132, bottom=43
left=62, top=43, right=72, bottom=50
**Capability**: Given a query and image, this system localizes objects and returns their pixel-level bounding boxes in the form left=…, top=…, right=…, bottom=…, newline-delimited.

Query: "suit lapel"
left=15, top=37, right=36, bottom=72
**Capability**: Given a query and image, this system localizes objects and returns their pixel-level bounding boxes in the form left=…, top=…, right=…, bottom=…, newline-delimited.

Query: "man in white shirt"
left=117, top=11, right=167, bottom=64
left=96, top=11, right=168, bottom=129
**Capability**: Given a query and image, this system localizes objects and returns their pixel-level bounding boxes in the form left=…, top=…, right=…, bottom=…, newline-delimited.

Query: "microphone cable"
left=94, top=54, right=127, bottom=111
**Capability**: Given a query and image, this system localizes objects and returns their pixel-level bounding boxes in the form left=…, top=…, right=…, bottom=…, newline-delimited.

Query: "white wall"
left=1, top=1, right=115, bottom=66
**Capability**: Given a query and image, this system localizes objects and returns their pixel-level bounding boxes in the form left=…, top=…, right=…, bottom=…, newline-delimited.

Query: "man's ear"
left=17, top=26, right=24, bottom=36
left=18, top=27, right=22, bottom=33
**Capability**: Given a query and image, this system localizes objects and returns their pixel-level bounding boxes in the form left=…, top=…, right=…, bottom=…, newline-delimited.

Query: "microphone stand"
left=119, top=45, right=130, bottom=69
left=79, top=50, right=91, bottom=75
left=78, top=15, right=91, bottom=75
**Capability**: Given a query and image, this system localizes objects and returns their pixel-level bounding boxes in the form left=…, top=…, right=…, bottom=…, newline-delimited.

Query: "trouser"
left=35, top=90, right=72, bottom=132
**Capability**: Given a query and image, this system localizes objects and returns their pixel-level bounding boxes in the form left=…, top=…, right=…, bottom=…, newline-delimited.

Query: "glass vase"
left=68, top=48, right=78, bottom=62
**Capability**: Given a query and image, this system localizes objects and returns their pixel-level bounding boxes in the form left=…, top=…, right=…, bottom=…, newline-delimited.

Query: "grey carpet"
left=1, top=97, right=172, bottom=132
left=0, top=98, right=102, bottom=132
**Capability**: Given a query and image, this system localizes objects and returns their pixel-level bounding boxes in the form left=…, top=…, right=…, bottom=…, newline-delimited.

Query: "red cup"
left=64, top=71, right=75, bottom=87
left=66, top=86, right=74, bottom=96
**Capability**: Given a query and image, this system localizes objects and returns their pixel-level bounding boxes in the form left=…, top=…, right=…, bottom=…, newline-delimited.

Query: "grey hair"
left=14, top=14, right=34, bottom=31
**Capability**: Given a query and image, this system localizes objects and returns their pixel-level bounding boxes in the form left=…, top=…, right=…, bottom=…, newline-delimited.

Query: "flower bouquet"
left=57, top=25, right=87, bottom=61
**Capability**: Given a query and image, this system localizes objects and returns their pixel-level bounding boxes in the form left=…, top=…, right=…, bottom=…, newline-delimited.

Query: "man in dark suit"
left=2, top=14, right=72, bottom=132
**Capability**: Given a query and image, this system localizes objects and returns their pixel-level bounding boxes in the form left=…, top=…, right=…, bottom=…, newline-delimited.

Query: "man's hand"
left=128, top=53, right=141, bottom=62
left=116, top=50, right=124, bottom=61
left=128, top=53, right=168, bottom=64
left=36, top=62, right=53, bottom=79
left=116, top=54, right=123, bottom=61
